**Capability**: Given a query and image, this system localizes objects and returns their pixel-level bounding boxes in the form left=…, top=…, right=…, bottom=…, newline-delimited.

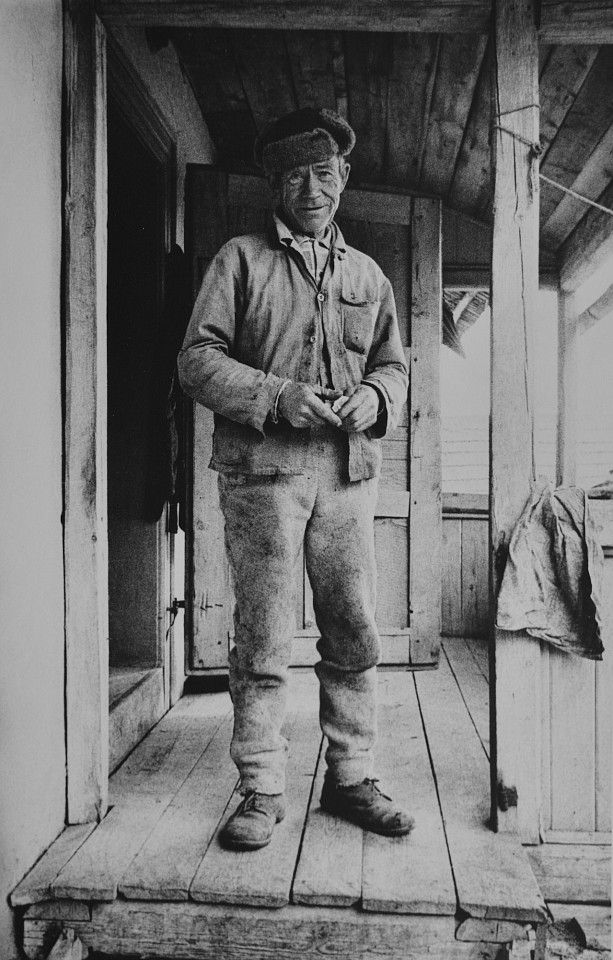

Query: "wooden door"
left=185, top=167, right=441, bottom=673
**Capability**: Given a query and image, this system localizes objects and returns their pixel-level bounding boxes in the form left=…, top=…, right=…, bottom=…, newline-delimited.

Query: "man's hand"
left=337, top=384, right=381, bottom=433
left=277, top=382, right=344, bottom=428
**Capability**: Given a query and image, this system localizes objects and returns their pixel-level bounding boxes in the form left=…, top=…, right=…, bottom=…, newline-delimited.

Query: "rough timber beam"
left=95, top=0, right=613, bottom=39
left=64, top=0, right=110, bottom=822
left=558, top=180, right=613, bottom=293
left=95, top=0, right=491, bottom=31
left=490, top=0, right=541, bottom=843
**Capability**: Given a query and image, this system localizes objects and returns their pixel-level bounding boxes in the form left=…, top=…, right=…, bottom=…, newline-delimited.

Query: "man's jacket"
left=178, top=218, right=408, bottom=481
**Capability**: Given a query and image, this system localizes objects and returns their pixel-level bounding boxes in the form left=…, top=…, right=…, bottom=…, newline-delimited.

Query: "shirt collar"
left=274, top=212, right=347, bottom=260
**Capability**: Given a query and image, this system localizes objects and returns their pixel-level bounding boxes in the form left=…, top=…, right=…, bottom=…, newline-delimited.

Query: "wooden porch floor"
left=14, top=640, right=549, bottom=960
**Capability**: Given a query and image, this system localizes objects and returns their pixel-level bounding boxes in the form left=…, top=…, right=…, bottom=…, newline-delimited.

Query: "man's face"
left=273, top=155, right=350, bottom=238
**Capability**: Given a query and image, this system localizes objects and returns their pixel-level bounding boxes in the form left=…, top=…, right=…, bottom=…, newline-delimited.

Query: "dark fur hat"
left=254, top=108, right=356, bottom=175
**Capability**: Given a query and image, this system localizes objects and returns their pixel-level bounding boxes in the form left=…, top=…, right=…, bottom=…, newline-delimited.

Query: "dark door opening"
left=107, top=95, right=166, bottom=671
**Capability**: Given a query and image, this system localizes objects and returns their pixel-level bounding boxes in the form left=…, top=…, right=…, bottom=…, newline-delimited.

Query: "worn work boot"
left=219, top=791, right=286, bottom=851
left=320, top=775, right=415, bottom=837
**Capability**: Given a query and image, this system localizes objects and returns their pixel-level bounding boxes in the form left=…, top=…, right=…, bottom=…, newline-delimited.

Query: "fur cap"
left=254, top=108, right=356, bottom=175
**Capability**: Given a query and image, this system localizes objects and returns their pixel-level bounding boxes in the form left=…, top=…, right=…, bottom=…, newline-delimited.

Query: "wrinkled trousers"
left=217, top=427, right=380, bottom=795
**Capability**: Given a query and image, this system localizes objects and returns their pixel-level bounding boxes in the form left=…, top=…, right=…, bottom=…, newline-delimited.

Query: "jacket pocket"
left=340, top=298, right=378, bottom=355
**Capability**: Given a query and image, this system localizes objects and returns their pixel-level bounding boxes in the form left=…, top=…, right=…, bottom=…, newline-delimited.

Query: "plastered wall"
left=0, top=1, right=66, bottom=956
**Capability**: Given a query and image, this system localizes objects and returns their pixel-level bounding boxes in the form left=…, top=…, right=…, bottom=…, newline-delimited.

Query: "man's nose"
left=300, top=168, right=320, bottom=195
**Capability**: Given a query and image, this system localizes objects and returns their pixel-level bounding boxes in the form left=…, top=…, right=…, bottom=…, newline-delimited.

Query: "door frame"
left=63, top=1, right=177, bottom=821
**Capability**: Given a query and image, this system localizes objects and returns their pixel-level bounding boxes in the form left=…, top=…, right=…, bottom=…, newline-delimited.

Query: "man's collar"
left=273, top=211, right=347, bottom=260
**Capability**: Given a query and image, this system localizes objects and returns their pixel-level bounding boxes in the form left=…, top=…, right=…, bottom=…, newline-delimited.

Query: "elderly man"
left=178, top=107, right=413, bottom=851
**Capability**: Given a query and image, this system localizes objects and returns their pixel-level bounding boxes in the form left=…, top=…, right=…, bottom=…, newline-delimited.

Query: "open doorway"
left=106, top=55, right=176, bottom=768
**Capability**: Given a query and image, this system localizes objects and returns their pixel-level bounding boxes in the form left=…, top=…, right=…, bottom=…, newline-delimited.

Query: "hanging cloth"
left=496, top=477, right=605, bottom=660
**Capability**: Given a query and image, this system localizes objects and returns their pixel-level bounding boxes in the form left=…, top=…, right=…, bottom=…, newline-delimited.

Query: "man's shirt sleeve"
left=177, top=241, right=284, bottom=435
left=361, top=274, right=409, bottom=437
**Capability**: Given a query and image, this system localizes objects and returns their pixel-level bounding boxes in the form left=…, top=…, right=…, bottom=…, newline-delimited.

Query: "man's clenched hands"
left=277, top=383, right=343, bottom=428
left=337, top=384, right=380, bottom=433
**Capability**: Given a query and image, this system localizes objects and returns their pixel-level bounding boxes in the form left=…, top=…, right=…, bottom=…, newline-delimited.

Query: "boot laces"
left=364, top=778, right=391, bottom=801
left=240, top=790, right=275, bottom=814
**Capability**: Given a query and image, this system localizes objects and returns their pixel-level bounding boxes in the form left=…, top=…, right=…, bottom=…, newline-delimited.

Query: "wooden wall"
left=540, top=501, right=613, bottom=838
left=441, top=494, right=489, bottom=638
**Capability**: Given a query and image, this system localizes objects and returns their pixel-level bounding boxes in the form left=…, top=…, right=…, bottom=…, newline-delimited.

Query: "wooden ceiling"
left=167, top=27, right=613, bottom=256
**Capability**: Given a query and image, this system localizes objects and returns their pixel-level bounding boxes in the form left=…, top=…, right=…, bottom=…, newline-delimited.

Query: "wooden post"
left=556, top=289, right=578, bottom=487
left=409, top=197, right=442, bottom=665
left=64, top=0, right=109, bottom=822
left=490, top=0, right=541, bottom=841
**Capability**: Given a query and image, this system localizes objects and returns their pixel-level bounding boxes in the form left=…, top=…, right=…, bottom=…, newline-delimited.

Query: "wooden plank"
left=375, top=518, right=409, bottom=631
left=95, top=0, right=492, bottom=33
left=291, top=746, right=363, bottom=906
left=64, top=0, right=109, bottom=823
left=109, top=666, right=165, bottom=772
left=542, top=831, right=611, bottom=845
left=448, top=40, right=492, bottom=222
left=386, top=33, right=439, bottom=191
left=538, top=46, right=599, bottom=165
left=23, top=901, right=501, bottom=960
left=10, top=825, right=97, bottom=907
left=527, top=843, right=611, bottom=903
left=442, top=519, right=463, bottom=637
left=547, top=903, right=611, bottom=952
left=464, top=636, right=489, bottom=681
left=442, top=641, right=489, bottom=757
left=578, top=281, right=613, bottom=334
left=460, top=517, right=489, bottom=638
left=455, top=918, right=531, bottom=942
left=25, top=903, right=92, bottom=922
left=409, top=196, right=442, bottom=665
left=556, top=289, right=577, bottom=487
left=343, top=33, right=390, bottom=184
left=542, top=119, right=613, bottom=249
left=420, top=34, right=488, bottom=198
left=190, top=711, right=321, bottom=906
left=172, top=30, right=256, bottom=169
left=340, top=190, right=414, bottom=225
left=540, top=1, right=613, bottom=43
left=414, top=656, right=547, bottom=922
left=376, top=490, right=410, bottom=518
left=284, top=31, right=338, bottom=112
left=549, top=649, right=596, bottom=833
left=596, top=556, right=613, bottom=833
left=539, top=48, right=613, bottom=229
left=119, top=715, right=237, bottom=900
left=490, top=0, right=542, bottom=843
left=362, top=673, right=457, bottom=915
left=52, top=711, right=224, bottom=900
left=559, top=178, right=613, bottom=292
left=443, top=492, right=489, bottom=514
left=232, top=30, right=296, bottom=132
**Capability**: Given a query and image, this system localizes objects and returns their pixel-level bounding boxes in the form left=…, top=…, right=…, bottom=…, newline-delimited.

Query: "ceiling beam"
left=577, top=280, right=613, bottom=332
left=96, top=0, right=491, bottom=32
left=558, top=180, right=613, bottom=292
left=96, top=0, right=613, bottom=39
left=539, top=1, right=613, bottom=44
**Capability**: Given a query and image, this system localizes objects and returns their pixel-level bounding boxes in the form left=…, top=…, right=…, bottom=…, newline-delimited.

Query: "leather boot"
left=220, top=791, right=286, bottom=851
left=320, top=775, right=414, bottom=836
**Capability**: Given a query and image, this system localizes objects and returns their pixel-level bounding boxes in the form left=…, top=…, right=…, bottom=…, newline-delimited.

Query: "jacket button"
left=309, top=335, right=316, bottom=343
left=317, top=293, right=325, bottom=302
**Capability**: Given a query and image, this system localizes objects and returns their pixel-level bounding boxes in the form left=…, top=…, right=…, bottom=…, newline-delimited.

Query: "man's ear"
left=339, top=159, right=351, bottom=191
